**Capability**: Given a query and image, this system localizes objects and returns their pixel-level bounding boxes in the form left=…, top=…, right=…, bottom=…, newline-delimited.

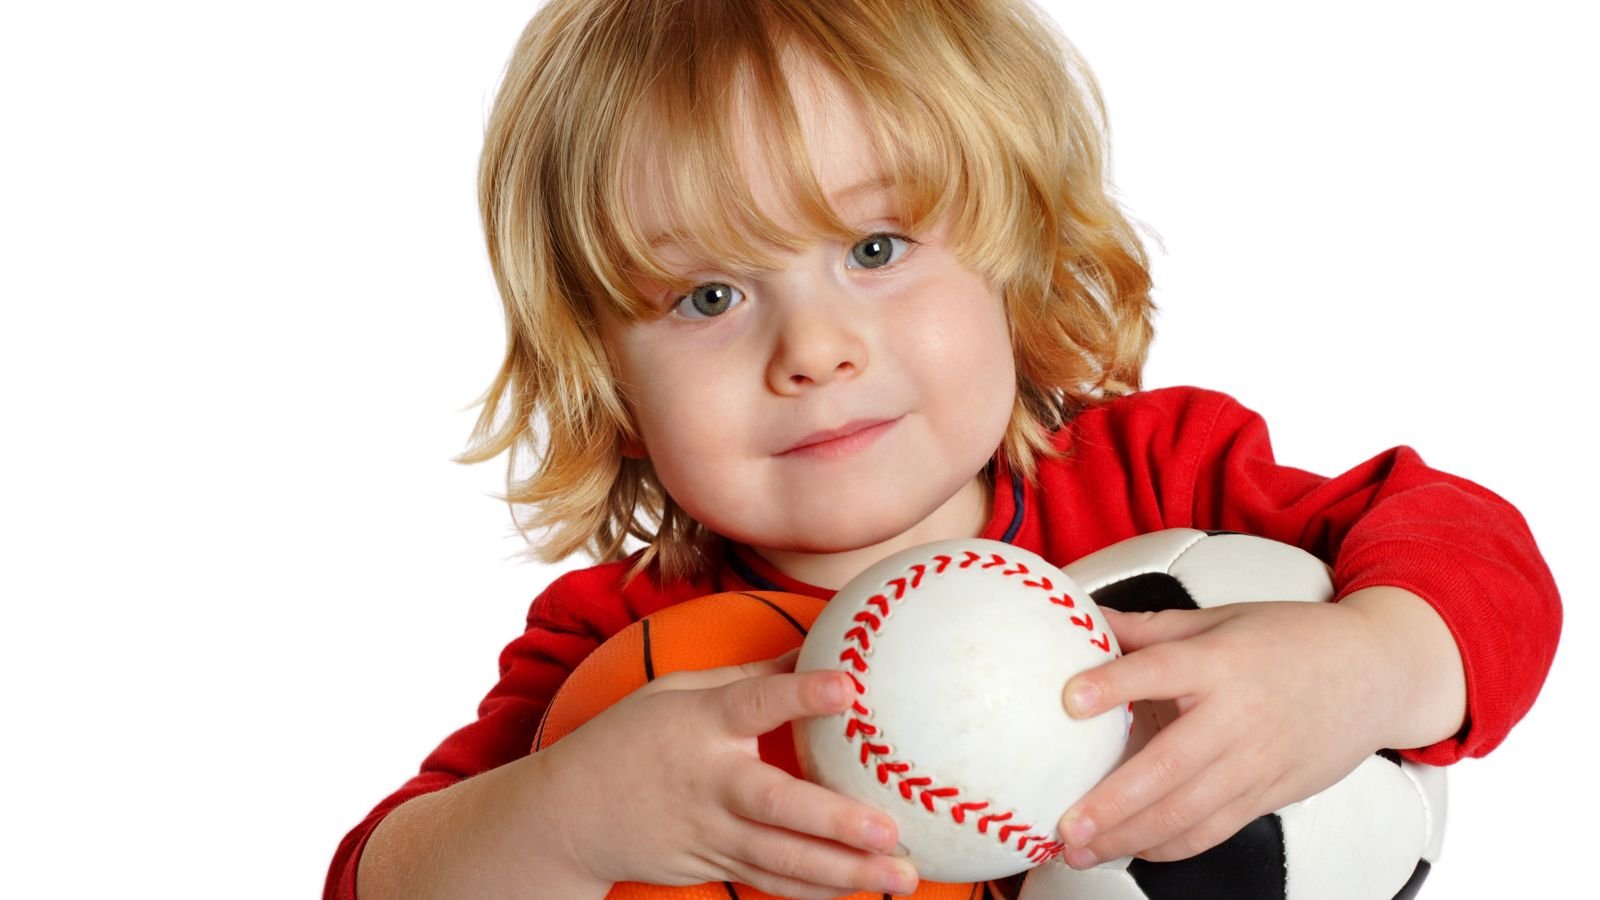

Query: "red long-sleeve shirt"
left=325, top=385, right=1560, bottom=898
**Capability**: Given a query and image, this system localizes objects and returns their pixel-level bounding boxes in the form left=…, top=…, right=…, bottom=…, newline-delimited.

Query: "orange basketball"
left=533, top=590, right=982, bottom=900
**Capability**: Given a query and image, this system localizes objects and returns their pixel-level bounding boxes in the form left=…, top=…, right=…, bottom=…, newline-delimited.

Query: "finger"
left=648, top=647, right=808, bottom=693
left=1056, top=712, right=1228, bottom=858
left=712, top=668, right=857, bottom=736
left=1064, top=638, right=1206, bottom=718
left=1102, top=606, right=1228, bottom=653
left=1074, top=756, right=1250, bottom=867
left=725, top=757, right=901, bottom=854
left=716, top=817, right=920, bottom=899
left=1133, top=792, right=1269, bottom=864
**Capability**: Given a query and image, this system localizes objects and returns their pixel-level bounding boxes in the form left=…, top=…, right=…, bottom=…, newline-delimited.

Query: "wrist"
left=521, top=746, right=614, bottom=897
left=358, top=751, right=610, bottom=900
left=1338, top=585, right=1468, bottom=751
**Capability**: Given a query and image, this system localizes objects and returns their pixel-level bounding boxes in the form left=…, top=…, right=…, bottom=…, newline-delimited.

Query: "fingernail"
left=882, top=861, right=917, bottom=894
left=1062, top=814, right=1096, bottom=847
left=822, top=675, right=849, bottom=706
left=1066, top=681, right=1099, bottom=717
left=1066, top=847, right=1098, bottom=869
left=863, top=817, right=895, bottom=852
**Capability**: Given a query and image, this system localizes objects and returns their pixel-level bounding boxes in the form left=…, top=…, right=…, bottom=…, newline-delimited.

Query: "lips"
left=778, top=417, right=900, bottom=457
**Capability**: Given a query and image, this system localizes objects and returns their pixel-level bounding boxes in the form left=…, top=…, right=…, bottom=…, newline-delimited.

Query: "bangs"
left=562, top=0, right=1073, bottom=320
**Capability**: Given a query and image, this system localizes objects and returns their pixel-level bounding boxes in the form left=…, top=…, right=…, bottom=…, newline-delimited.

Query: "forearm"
left=1338, top=585, right=1467, bottom=751
left=357, top=751, right=608, bottom=900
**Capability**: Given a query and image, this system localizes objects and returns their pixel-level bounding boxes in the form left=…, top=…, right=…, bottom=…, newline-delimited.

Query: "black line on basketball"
left=642, top=617, right=656, bottom=682
left=736, top=591, right=810, bottom=637
left=720, top=881, right=739, bottom=898
left=531, top=696, right=554, bottom=750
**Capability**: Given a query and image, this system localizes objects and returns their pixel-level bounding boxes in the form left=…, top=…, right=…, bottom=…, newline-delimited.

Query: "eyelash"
left=668, top=232, right=918, bottom=320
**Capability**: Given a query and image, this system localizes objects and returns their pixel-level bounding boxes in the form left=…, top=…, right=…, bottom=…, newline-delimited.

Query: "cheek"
left=911, top=288, right=1017, bottom=420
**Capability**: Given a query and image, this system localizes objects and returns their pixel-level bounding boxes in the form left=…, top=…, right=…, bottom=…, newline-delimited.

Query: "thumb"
left=712, top=666, right=857, bottom=737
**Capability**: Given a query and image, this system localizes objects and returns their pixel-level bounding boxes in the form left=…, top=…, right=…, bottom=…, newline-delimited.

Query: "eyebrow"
left=645, top=175, right=897, bottom=251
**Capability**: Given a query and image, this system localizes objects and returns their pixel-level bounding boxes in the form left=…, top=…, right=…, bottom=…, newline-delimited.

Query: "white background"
left=2, top=1, right=1594, bottom=896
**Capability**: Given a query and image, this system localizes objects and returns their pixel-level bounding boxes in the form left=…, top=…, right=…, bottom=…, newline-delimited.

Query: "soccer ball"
left=1018, top=529, right=1447, bottom=900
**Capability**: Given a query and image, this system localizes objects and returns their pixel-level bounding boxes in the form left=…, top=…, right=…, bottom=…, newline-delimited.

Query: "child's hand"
left=536, top=648, right=920, bottom=899
left=1054, top=599, right=1423, bottom=869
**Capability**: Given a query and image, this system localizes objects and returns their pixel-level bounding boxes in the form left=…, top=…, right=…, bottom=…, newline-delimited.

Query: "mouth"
left=777, top=417, right=902, bottom=458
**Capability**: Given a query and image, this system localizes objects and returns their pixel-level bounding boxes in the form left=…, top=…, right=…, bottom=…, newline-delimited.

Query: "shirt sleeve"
left=322, top=575, right=607, bottom=900
left=1171, top=387, right=1561, bottom=765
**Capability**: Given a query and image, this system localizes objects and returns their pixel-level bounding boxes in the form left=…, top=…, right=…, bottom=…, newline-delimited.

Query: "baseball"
left=794, top=538, right=1130, bottom=882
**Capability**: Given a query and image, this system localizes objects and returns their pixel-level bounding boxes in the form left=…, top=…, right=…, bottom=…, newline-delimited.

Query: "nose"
left=765, top=290, right=868, bottom=395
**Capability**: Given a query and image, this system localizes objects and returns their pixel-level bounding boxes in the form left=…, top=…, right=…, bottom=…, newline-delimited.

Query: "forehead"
left=624, top=50, right=896, bottom=257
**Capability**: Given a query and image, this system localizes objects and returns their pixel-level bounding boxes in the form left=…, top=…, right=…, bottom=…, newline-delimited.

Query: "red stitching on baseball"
left=835, top=548, right=1118, bottom=864
left=845, top=718, right=877, bottom=739
left=877, top=760, right=911, bottom=783
left=950, top=801, right=989, bottom=824
left=977, top=811, right=1013, bottom=834
left=1028, top=840, right=1066, bottom=863
left=899, top=776, right=932, bottom=800
left=998, top=822, right=1031, bottom=843
left=920, top=787, right=959, bottom=811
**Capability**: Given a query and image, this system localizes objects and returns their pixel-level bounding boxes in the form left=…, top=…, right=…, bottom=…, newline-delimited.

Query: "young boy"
left=328, top=1, right=1560, bottom=897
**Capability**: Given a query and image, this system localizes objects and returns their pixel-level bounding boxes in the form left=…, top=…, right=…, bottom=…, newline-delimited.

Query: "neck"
left=754, top=475, right=992, bottom=590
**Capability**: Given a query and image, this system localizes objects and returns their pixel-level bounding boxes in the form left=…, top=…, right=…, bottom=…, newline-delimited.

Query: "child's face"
left=600, top=55, right=1015, bottom=573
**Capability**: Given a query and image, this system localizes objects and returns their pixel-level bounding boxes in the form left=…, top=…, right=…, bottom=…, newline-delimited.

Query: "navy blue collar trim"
left=1000, top=468, right=1025, bottom=544
left=727, top=548, right=783, bottom=591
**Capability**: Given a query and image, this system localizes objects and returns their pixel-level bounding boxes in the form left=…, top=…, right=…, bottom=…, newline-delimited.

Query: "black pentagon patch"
left=1127, top=813, right=1287, bottom=900
left=1091, top=572, right=1201, bottom=614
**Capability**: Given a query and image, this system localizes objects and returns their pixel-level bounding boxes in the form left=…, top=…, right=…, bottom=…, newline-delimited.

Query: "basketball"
left=533, top=590, right=981, bottom=900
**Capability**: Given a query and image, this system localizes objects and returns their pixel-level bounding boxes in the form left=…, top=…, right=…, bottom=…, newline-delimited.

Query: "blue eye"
left=673, top=282, right=744, bottom=319
left=846, top=233, right=912, bottom=270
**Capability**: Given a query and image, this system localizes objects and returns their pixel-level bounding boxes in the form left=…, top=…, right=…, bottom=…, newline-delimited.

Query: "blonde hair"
left=463, top=0, right=1154, bottom=579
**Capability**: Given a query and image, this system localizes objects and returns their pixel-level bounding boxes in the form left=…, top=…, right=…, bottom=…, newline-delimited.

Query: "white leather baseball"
left=794, top=538, right=1130, bottom=882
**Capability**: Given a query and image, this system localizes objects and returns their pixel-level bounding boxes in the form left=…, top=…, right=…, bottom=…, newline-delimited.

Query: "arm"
left=357, top=752, right=607, bottom=900
left=325, top=574, right=606, bottom=900
left=327, top=572, right=915, bottom=900
left=1184, top=388, right=1560, bottom=762
left=353, top=653, right=915, bottom=900
left=1049, top=387, right=1559, bottom=866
